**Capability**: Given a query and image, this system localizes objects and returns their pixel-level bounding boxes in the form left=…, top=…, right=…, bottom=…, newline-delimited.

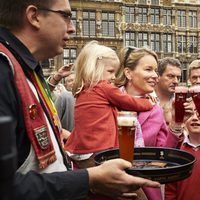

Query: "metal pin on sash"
left=29, top=104, right=38, bottom=120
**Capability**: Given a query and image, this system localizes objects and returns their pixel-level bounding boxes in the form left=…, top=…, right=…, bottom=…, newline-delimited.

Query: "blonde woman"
left=116, top=47, right=184, bottom=200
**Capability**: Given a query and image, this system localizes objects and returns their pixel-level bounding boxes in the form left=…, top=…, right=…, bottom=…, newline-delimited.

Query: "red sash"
left=0, top=43, right=58, bottom=169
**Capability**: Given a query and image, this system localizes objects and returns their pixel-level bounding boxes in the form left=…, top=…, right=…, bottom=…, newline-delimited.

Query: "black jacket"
left=0, top=26, right=89, bottom=200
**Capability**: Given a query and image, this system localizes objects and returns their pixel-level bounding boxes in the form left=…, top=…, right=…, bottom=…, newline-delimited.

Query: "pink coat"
left=139, top=104, right=179, bottom=148
left=138, top=104, right=179, bottom=200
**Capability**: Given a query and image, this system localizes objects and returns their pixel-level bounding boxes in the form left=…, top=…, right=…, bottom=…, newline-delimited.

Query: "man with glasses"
left=0, top=0, right=159, bottom=200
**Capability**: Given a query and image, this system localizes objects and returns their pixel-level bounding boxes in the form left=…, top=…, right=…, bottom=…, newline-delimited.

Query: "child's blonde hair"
left=72, top=40, right=119, bottom=95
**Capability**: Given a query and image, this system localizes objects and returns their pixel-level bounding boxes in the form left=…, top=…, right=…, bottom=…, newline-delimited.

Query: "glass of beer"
left=174, top=86, right=188, bottom=123
left=189, top=85, right=200, bottom=116
left=117, top=111, right=137, bottom=163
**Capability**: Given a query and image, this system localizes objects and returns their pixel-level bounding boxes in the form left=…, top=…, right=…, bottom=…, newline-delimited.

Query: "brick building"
left=43, top=0, right=200, bottom=83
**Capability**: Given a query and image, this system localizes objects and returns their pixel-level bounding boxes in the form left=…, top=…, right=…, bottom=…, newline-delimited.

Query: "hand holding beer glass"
left=174, top=86, right=188, bottom=123
left=189, top=85, right=200, bottom=117
left=117, top=111, right=136, bottom=163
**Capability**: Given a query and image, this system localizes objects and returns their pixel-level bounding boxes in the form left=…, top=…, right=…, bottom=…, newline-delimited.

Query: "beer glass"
left=174, top=86, right=188, bottom=123
left=117, top=111, right=137, bottom=163
left=189, top=85, right=200, bottom=116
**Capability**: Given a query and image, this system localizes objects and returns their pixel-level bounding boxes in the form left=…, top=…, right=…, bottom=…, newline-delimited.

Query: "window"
left=163, top=9, right=172, bottom=25
left=138, top=0, right=147, bottom=4
left=125, top=32, right=136, bottom=46
left=189, top=36, right=197, bottom=53
left=102, top=12, right=115, bottom=37
left=177, top=10, right=186, bottom=27
left=163, top=33, right=172, bottom=52
left=181, top=62, right=187, bottom=83
left=178, top=35, right=186, bottom=53
left=151, top=8, right=160, bottom=24
left=71, top=10, right=77, bottom=36
left=83, top=11, right=96, bottom=37
left=138, top=7, right=148, bottom=24
left=138, top=32, right=148, bottom=47
left=151, top=0, right=159, bottom=5
left=63, top=48, right=77, bottom=65
left=189, top=11, right=197, bottom=28
left=125, top=6, right=135, bottom=23
left=151, top=33, right=160, bottom=51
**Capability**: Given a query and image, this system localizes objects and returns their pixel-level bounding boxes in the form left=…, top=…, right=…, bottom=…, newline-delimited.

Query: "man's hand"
left=184, top=98, right=196, bottom=121
left=87, top=159, right=160, bottom=199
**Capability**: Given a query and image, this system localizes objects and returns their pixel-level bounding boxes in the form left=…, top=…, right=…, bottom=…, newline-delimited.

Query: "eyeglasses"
left=38, top=7, right=72, bottom=23
left=124, top=46, right=137, bottom=67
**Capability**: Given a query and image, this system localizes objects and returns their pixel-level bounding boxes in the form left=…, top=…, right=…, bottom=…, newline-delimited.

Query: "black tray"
left=94, top=147, right=196, bottom=184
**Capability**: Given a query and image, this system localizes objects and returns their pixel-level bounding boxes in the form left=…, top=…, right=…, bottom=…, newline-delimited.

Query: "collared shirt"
left=183, top=135, right=200, bottom=150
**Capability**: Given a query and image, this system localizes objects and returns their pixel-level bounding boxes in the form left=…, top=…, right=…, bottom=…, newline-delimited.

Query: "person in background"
left=54, top=89, right=75, bottom=132
left=54, top=67, right=75, bottom=132
left=64, top=71, right=75, bottom=91
left=116, top=47, right=184, bottom=200
left=155, top=57, right=182, bottom=108
left=165, top=106, right=200, bottom=200
left=0, top=0, right=160, bottom=200
left=47, top=63, right=75, bottom=134
left=187, top=59, right=200, bottom=86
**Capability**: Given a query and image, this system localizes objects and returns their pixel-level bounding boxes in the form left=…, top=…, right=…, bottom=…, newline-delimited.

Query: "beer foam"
left=189, top=85, right=200, bottom=93
left=117, top=116, right=136, bottom=126
left=175, top=86, right=188, bottom=93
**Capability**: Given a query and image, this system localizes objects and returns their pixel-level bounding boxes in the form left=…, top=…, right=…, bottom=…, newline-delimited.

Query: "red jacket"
left=165, top=144, right=200, bottom=200
left=65, top=80, right=152, bottom=154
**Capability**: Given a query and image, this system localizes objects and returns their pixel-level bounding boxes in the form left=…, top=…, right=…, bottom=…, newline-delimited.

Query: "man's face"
left=157, top=65, right=181, bottom=95
left=64, top=73, right=75, bottom=91
left=38, top=0, right=75, bottom=59
left=189, top=68, right=200, bottom=85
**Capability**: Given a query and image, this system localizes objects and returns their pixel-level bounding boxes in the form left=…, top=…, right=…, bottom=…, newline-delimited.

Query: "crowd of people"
left=0, top=0, right=200, bottom=200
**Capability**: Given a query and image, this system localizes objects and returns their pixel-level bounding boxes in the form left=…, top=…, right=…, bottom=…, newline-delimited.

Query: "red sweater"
left=165, top=144, right=200, bottom=200
left=65, top=80, right=152, bottom=154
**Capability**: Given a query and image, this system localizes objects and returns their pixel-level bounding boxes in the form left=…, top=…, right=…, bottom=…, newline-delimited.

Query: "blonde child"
left=65, top=41, right=153, bottom=169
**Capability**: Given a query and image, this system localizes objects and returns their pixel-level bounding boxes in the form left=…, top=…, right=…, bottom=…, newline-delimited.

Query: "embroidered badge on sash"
left=34, top=126, right=49, bottom=150
left=29, top=104, right=38, bottom=120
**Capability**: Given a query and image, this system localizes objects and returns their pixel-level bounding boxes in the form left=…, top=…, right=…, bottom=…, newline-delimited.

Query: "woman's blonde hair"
left=115, top=47, right=158, bottom=87
left=72, top=40, right=119, bottom=95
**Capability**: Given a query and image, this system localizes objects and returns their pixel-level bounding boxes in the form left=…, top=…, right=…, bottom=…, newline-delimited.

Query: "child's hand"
left=61, top=128, right=71, bottom=147
left=146, top=94, right=158, bottom=106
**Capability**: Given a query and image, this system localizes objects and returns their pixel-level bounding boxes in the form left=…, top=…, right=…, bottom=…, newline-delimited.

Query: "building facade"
left=43, top=0, right=200, bottom=83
